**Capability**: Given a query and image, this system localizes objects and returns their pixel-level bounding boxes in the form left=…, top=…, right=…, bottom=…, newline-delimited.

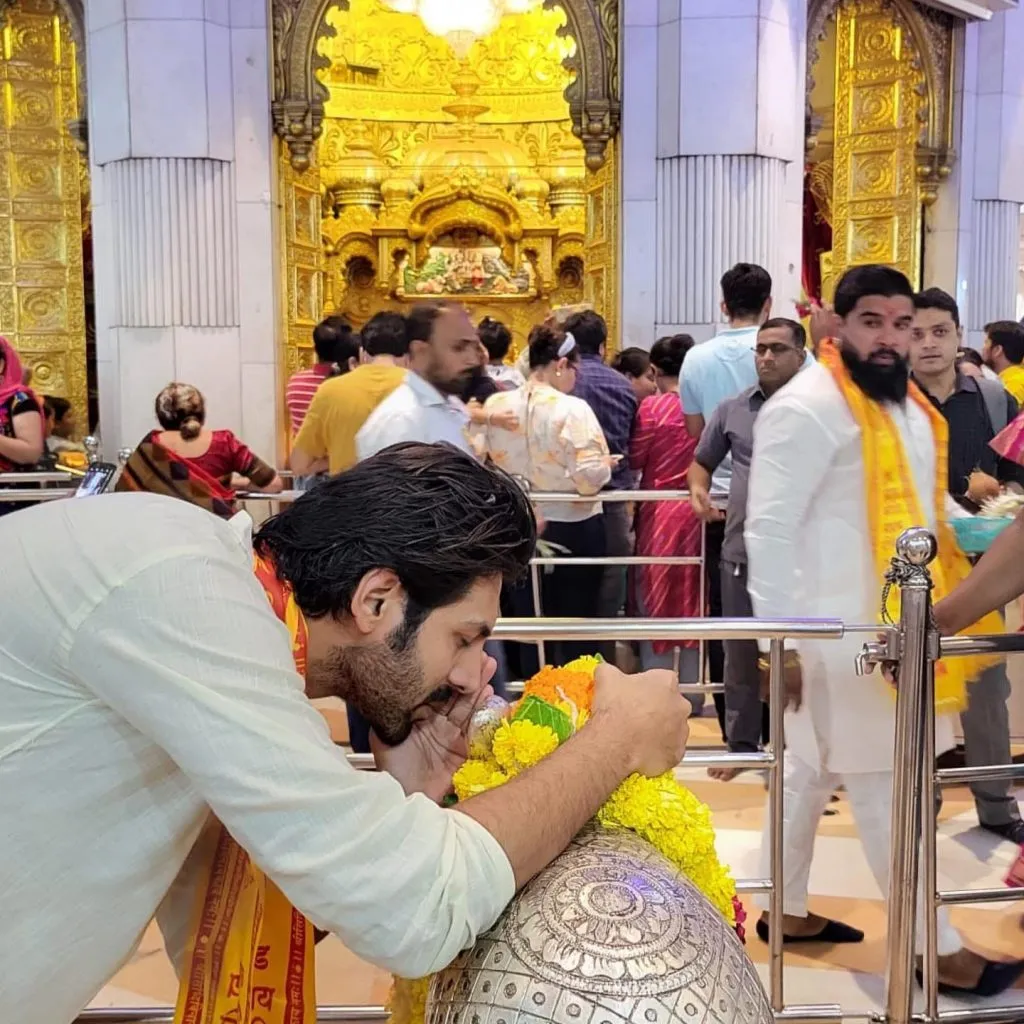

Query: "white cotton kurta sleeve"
left=744, top=396, right=839, bottom=653
left=64, top=547, right=515, bottom=979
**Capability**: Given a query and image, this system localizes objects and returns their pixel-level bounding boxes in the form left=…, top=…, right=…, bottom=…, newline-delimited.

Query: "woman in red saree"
left=117, top=382, right=282, bottom=518
left=629, top=335, right=704, bottom=709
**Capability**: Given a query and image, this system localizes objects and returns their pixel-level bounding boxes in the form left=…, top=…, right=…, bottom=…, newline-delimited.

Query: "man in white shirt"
left=0, top=442, right=690, bottom=1024
left=357, top=302, right=482, bottom=459
left=744, top=266, right=1021, bottom=997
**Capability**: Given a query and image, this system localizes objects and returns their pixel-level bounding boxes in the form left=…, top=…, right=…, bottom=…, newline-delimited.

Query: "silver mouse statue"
left=426, top=824, right=771, bottom=1024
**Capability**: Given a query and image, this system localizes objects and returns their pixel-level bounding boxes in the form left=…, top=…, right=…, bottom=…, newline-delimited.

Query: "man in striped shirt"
left=285, top=316, right=360, bottom=437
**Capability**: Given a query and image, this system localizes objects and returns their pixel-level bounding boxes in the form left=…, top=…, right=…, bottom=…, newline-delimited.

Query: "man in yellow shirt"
left=290, top=311, right=408, bottom=477
left=983, top=320, right=1024, bottom=405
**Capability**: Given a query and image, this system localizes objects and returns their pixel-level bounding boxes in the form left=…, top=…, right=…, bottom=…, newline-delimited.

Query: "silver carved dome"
left=426, top=825, right=771, bottom=1024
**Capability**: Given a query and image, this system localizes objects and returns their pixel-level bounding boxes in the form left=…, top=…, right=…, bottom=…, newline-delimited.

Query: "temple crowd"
left=7, top=261, right=1024, bottom=1018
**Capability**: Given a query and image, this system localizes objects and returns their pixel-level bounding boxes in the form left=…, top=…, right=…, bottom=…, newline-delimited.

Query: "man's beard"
left=425, top=357, right=474, bottom=398
left=841, top=343, right=909, bottom=404
left=305, top=620, right=430, bottom=746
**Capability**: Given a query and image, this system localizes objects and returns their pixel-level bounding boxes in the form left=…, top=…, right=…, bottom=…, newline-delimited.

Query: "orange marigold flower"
left=522, top=666, right=594, bottom=714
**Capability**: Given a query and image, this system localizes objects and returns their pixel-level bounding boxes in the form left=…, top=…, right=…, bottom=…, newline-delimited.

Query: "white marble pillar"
left=958, top=7, right=1024, bottom=346
left=85, top=0, right=278, bottom=460
left=626, top=0, right=807, bottom=344
left=621, top=0, right=659, bottom=349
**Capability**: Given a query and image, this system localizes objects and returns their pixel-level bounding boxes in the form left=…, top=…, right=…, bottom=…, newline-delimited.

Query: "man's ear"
left=349, top=568, right=404, bottom=637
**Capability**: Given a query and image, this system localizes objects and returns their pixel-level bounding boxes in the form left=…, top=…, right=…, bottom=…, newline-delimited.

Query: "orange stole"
left=172, top=555, right=315, bottom=1024
left=819, top=341, right=1002, bottom=712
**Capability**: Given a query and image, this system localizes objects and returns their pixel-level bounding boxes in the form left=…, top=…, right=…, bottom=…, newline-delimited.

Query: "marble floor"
left=87, top=715, right=1024, bottom=1022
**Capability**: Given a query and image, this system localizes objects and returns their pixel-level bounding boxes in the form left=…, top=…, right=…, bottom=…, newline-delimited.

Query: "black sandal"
left=916, top=959, right=1024, bottom=998
left=756, top=918, right=864, bottom=944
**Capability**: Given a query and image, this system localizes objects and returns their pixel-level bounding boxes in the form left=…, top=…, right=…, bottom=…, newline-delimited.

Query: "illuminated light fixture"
left=383, top=0, right=542, bottom=58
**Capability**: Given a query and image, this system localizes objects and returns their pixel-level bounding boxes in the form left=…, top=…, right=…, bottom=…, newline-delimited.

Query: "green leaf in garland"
left=513, top=694, right=573, bottom=744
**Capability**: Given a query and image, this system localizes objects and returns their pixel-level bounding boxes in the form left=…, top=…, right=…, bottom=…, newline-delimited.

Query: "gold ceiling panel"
left=320, top=0, right=576, bottom=125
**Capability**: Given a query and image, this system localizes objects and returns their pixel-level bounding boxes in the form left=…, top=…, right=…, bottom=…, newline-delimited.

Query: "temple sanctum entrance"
left=273, top=0, right=621, bottom=384
left=803, top=0, right=956, bottom=303
left=0, top=0, right=90, bottom=423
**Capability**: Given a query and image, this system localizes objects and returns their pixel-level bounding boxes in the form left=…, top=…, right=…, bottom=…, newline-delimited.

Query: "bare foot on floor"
left=707, top=766, right=746, bottom=781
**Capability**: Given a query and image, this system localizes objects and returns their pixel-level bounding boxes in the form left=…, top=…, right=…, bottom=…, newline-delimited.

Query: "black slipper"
left=916, top=958, right=1024, bottom=997
left=756, top=918, right=865, bottom=945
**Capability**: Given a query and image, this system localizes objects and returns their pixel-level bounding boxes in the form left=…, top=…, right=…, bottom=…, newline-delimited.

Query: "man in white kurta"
left=744, top=265, right=1019, bottom=996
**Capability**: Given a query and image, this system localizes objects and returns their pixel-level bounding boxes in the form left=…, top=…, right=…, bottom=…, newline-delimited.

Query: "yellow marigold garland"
left=388, top=655, right=739, bottom=1024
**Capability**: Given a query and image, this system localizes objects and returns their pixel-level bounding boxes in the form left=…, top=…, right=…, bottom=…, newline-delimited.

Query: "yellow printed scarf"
left=172, top=554, right=315, bottom=1024
left=821, top=341, right=1002, bottom=712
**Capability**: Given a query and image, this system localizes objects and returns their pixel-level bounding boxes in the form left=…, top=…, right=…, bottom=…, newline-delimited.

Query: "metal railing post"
left=884, top=527, right=938, bottom=1024
left=768, top=637, right=786, bottom=1013
left=529, top=561, right=546, bottom=667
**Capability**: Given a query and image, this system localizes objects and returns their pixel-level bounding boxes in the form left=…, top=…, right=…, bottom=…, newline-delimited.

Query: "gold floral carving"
left=808, top=0, right=956, bottom=199
left=0, top=0, right=87, bottom=417
left=271, top=0, right=619, bottom=172
left=829, top=0, right=926, bottom=290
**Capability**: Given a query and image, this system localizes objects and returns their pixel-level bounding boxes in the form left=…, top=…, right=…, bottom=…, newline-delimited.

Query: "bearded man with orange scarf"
left=744, top=265, right=1022, bottom=997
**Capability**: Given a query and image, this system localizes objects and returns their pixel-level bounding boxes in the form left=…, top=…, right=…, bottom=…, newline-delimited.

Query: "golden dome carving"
left=405, top=71, right=535, bottom=190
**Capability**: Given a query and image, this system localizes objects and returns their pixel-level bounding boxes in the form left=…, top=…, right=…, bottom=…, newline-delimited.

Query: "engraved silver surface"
left=467, top=696, right=511, bottom=761
left=426, top=826, right=771, bottom=1024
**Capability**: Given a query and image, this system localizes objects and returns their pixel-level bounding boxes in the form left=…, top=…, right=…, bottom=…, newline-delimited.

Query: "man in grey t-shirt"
left=688, top=318, right=807, bottom=776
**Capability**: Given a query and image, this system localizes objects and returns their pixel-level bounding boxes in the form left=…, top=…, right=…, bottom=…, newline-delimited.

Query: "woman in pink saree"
left=629, top=335, right=704, bottom=708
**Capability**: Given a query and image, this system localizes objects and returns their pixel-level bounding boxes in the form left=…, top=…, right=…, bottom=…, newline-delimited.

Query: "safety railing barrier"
left=856, top=528, right=1024, bottom=1024
left=74, top=613, right=852, bottom=1024
left=0, top=469, right=77, bottom=485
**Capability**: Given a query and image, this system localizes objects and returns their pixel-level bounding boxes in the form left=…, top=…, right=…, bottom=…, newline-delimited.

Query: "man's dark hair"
left=720, top=263, right=772, bottom=319
left=914, top=287, right=960, bottom=328
left=562, top=309, right=607, bottom=356
left=254, top=442, right=536, bottom=622
left=406, top=302, right=450, bottom=347
left=759, top=317, right=807, bottom=349
left=649, top=335, right=693, bottom=378
left=43, top=395, right=71, bottom=421
left=957, top=347, right=984, bottom=369
left=985, top=320, right=1024, bottom=365
left=610, top=347, right=650, bottom=380
left=833, top=265, right=913, bottom=318
left=362, top=311, right=409, bottom=358
left=312, top=315, right=354, bottom=363
left=478, top=317, right=513, bottom=362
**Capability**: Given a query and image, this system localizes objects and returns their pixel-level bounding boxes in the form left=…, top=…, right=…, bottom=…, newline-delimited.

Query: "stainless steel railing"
left=73, top=613, right=850, bottom=1024
left=857, top=528, right=1024, bottom=1024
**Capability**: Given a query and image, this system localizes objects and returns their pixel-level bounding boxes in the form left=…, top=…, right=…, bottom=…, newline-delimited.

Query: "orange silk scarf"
left=172, top=554, right=315, bottom=1024
left=820, top=341, right=1002, bottom=712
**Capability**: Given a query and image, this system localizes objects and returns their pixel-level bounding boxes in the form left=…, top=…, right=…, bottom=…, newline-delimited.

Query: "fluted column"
left=968, top=200, right=1021, bottom=337
left=85, top=0, right=277, bottom=457
left=656, top=156, right=786, bottom=328
left=620, top=0, right=807, bottom=344
left=953, top=8, right=1024, bottom=347
left=109, top=159, right=239, bottom=329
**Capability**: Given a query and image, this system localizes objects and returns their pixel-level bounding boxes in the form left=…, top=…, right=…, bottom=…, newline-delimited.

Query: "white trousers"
left=754, top=753, right=961, bottom=957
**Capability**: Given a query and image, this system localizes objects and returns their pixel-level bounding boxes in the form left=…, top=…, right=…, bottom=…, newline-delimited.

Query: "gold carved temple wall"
left=0, top=0, right=87, bottom=417
left=274, top=0, right=620, bottom=377
left=805, top=0, right=955, bottom=299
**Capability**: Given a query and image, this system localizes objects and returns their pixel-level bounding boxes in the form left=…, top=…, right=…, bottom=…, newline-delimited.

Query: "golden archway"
left=271, top=0, right=620, bottom=416
left=0, top=0, right=90, bottom=422
left=272, top=0, right=620, bottom=173
left=805, top=0, right=956, bottom=295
